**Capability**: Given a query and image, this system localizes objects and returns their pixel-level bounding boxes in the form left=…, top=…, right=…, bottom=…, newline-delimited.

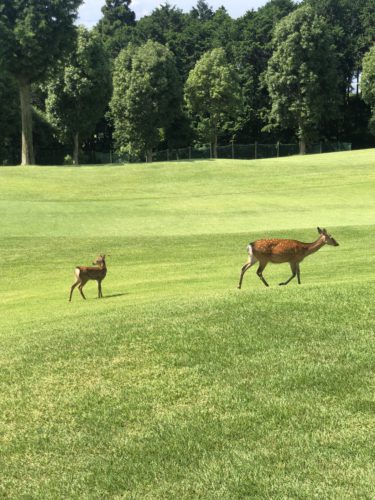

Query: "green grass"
left=1, top=150, right=375, bottom=498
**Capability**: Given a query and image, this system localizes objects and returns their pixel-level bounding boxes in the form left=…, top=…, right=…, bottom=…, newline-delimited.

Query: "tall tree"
left=305, top=0, right=375, bottom=92
left=0, top=70, right=19, bottom=164
left=190, top=0, right=214, bottom=21
left=110, top=40, right=181, bottom=162
left=234, top=0, right=296, bottom=141
left=264, top=4, right=341, bottom=153
left=361, top=45, right=375, bottom=135
left=96, top=0, right=136, bottom=60
left=184, top=48, right=242, bottom=157
left=0, top=0, right=82, bottom=165
left=45, top=27, right=111, bottom=165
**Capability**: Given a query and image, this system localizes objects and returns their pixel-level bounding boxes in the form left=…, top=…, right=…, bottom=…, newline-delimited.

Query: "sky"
left=77, top=0, right=270, bottom=27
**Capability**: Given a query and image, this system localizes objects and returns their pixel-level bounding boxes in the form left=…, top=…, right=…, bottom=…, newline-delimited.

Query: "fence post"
left=319, top=142, right=322, bottom=154
left=109, top=149, right=113, bottom=164
left=277, top=141, right=280, bottom=158
left=167, top=149, right=169, bottom=161
left=209, top=143, right=212, bottom=159
left=231, top=140, right=234, bottom=159
left=254, top=141, right=258, bottom=160
left=189, top=146, right=191, bottom=160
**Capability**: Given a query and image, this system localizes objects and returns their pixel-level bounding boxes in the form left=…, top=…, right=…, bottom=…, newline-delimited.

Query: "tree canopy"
left=361, top=46, right=375, bottom=135
left=0, top=0, right=374, bottom=165
left=264, top=4, right=341, bottom=152
left=185, top=48, right=242, bottom=157
left=0, top=0, right=82, bottom=164
left=45, top=27, right=111, bottom=165
left=110, top=40, right=181, bottom=162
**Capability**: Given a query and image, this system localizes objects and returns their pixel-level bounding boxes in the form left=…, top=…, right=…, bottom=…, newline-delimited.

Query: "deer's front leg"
left=296, top=264, right=301, bottom=284
left=279, top=263, right=297, bottom=286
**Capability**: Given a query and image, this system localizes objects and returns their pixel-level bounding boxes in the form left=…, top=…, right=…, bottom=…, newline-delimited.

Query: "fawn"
left=238, top=227, right=339, bottom=289
left=69, top=255, right=107, bottom=301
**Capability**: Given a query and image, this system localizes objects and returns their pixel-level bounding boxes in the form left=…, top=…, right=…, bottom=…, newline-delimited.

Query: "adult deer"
left=69, top=255, right=107, bottom=301
left=237, top=227, right=339, bottom=289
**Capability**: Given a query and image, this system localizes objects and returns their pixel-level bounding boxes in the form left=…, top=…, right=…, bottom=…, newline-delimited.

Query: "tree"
left=0, top=70, right=19, bottom=164
left=234, top=0, right=296, bottom=141
left=184, top=48, right=242, bottom=157
left=306, top=0, right=375, bottom=93
left=45, top=27, right=111, bottom=165
left=0, top=0, right=82, bottom=165
left=264, top=5, right=341, bottom=153
left=361, top=45, right=375, bottom=135
left=190, top=0, right=214, bottom=21
left=110, top=40, right=181, bottom=162
left=96, top=0, right=136, bottom=60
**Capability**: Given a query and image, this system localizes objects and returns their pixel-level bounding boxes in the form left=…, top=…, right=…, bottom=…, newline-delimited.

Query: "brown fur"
left=69, top=255, right=107, bottom=301
left=237, top=227, right=338, bottom=288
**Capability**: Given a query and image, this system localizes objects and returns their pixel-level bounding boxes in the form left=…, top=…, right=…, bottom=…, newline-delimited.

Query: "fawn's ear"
left=317, top=227, right=323, bottom=234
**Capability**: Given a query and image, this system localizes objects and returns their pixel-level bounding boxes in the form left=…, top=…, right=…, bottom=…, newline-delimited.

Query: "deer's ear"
left=317, top=227, right=323, bottom=234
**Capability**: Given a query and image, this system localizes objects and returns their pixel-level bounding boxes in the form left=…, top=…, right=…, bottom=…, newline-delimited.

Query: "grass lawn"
left=1, top=150, right=375, bottom=498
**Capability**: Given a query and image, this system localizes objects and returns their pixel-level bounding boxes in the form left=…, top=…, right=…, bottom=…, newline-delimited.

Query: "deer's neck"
left=305, top=236, right=325, bottom=256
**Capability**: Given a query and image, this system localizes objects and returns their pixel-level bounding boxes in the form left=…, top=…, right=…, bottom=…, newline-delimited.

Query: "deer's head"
left=317, top=227, right=339, bottom=246
left=93, top=255, right=106, bottom=267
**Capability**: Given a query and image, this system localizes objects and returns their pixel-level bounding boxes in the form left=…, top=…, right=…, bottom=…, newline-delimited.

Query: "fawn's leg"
left=78, top=280, right=87, bottom=300
left=69, top=281, right=80, bottom=302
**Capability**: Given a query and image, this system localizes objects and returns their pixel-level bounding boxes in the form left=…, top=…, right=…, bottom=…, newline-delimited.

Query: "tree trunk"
left=213, top=133, right=218, bottom=159
left=299, top=138, right=306, bottom=155
left=19, top=80, right=35, bottom=165
left=146, top=148, right=153, bottom=163
left=73, top=132, right=79, bottom=165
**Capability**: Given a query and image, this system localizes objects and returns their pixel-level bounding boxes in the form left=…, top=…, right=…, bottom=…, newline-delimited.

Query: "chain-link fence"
left=152, top=141, right=351, bottom=163
left=3, top=140, right=351, bottom=166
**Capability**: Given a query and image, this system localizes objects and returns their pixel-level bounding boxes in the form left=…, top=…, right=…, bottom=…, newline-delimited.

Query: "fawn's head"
left=93, top=255, right=106, bottom=267
left=317, top=227, right=339, bottom=246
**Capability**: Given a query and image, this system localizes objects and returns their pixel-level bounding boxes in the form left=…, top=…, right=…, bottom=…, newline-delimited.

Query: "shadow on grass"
left=102, top=293, right=129, bottom=299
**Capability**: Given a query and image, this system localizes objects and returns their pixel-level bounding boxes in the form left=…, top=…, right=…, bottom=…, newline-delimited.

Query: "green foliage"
left=0, top=0, right=83, bottom=164
left=0, top=70, right=19, bottom=162
left=45, top=27, right=111, bottom=161
left=190, top=0, right=214, bottom=20
left=110, top=40, right=181, bottom=160
left=96, top=0, right=136, bottom=59
left=361, top=45, right=375, bottom=134
left=234, top=0, right=296, bottom=140
left=264, top=4, right=341, bottom=148
left=0, top=0, right=82, bottom=83
left=1, top=151, right=375, bottom=496
left=184, top=48, right=242, bottom=153
left=306, top=0, right=375, bottom=78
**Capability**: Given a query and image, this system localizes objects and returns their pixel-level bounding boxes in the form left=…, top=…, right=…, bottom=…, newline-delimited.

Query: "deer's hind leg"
left=78, top=279, right=88, bottom=300
left=69, top=280, right=80, bottom=301
left=237, top=253, right=257, bottom=289
left=256, top=262, right=269, bottom=287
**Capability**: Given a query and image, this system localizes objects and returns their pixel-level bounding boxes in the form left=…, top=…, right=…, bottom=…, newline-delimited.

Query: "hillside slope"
left=1, top=150, right=375, bottom=498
